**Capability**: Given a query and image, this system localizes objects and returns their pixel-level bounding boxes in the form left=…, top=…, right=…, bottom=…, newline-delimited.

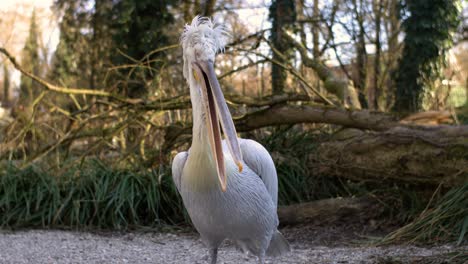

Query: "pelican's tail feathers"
left=266, top=230, right=291, bottom=257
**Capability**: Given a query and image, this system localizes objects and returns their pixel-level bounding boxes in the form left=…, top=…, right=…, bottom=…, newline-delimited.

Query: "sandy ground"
left=0, top=226, right=465, bottom=264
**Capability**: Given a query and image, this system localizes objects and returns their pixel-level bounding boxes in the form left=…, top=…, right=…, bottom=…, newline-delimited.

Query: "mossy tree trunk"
left=269, top=0, right=296, bottom=95
left=392, top=0, right=460, bottom=112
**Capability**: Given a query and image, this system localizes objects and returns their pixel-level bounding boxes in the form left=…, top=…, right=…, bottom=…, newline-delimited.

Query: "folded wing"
left=239, top=139, right=278, bottom=206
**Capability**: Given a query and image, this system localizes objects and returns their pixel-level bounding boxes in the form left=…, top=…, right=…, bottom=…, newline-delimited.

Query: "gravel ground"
left=0, top=227, right=465, bottom=264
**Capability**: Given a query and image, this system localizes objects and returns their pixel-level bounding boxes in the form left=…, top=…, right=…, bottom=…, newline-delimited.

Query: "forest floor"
left=0, top=224, right=466, bottom=264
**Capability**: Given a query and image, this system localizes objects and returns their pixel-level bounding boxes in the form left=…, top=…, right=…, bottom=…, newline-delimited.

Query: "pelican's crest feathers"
left=181, top=16, right=228, bottom=79
left=181, top=16, right=228, bottom=53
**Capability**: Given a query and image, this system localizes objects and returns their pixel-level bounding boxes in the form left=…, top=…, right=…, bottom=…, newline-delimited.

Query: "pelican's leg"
left=258, top=233, right=271, bottom=264
left=209, top=247, right=218, bottom=264
left=258, top=253, right=265, bottom=264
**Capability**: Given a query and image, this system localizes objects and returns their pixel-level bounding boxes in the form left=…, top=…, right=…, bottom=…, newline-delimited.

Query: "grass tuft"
left=0, top=160, right=187, bottom=229
left=378, top=182, right=468, bottom=245
left=255, top=126, right=347, bottom=205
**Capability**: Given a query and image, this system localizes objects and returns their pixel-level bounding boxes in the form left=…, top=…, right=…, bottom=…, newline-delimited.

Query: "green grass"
left=0, top=126, right=335, bottom=229
left=0, top=126, right=347, bottom=229
left=378, top=182, right=468, bottom=245
left=255, top=126, right=349, bottom=205
left=0, top=160, right=187, bottom=229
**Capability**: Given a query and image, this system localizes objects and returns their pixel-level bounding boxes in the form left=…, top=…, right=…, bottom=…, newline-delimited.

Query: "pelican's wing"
left=171, top=151, right=188, bottom=192
left=239, top=139, right=278, bottom=206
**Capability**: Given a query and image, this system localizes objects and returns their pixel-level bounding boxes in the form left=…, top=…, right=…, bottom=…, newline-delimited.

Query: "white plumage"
left=172, top=17, right=290, bottom=264
left=181, top=16, right=227, bottom=82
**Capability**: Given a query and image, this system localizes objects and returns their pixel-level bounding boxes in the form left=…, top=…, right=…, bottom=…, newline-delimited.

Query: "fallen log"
left=312, top=127, right=468, bottom=187
left=277, top=197, right=381, bottom=226
left=235, top=104, right=399, bottom=131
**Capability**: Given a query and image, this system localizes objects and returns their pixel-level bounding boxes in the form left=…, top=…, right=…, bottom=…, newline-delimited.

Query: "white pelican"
left=172, top=16, right=290, bottom=264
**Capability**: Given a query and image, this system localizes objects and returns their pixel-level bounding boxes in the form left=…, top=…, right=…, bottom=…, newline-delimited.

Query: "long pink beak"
left=193, top=61, right=243, bottom=192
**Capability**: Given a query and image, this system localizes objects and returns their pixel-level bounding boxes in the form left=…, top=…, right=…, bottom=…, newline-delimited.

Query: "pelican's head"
left=181, top=16, right=227, bottom=81
left=181, top=16, right=243, bottom=192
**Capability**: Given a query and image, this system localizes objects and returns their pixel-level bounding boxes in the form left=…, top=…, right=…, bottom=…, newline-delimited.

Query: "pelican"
left=172, top=16, right=290, bottom=264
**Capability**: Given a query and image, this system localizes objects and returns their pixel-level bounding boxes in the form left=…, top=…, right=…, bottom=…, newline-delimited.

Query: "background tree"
left=269, top=0, right=296, bottom=95
left=370, top=0, right=383, bottom=110
left=202, top=0, right=216, bottom=17
left=48, top=1, right=89, bottom=88
left=19, top=10, right=41, bottom=106
left=393, top=0, right=461, bottom=112
left=110, top=0, right=175, bottom=98
left=89, top=0, right=113, bottom=90
left=349, top=0, right=369, bottom=107
left=2, top=65, right=10, bottom=107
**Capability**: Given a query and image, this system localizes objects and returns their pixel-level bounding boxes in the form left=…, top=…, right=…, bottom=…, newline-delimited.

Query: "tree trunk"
left=312, top=0, right=320, bottom=59
left=371, top=0, right=383, bottom=110
left=269, top=0, right=296, bottom=95
left=203, top=0, right=216, bottom=17
left=353, top=0, right=368, bottom=99
left=384, top=0, right=401, bottom=110
left=193, top=0, right=201, bottom=15
left=2, top=65, right=9, bottom=107
left=311, top=127, right=468, bottom=187
left=183, top=1, right=191, bottom=22
left=284, top=33, right=361, bottom=109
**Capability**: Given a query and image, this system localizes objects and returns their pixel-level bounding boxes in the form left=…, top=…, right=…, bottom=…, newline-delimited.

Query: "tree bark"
left=202, top=0, right=216, bottom=17
left=278, top=196, right=381, bottom=225
left=312, top=127, right=468, bottom=187
left=2, top=65, right=9, bottom=107
left=352, top=0, right=368, bottom=98
left=235, top=104, right=399, bottom=131
left=371, top=0, right=383, bottom=110
left=284, top=33, right=362, bottom=109
left=312, top=0, right=320, bottom=59
left=269, top=0, right=296, bottom=95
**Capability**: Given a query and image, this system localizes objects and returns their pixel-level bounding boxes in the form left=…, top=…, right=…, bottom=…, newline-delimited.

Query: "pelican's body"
left=172, top=17, right=290, bottom=263
left=173, top=140, right=284, bottom=258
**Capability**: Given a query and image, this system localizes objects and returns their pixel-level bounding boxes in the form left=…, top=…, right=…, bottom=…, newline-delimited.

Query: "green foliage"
left=393, top=0, right=461, bottom=112
left=0, top=127, right=345, bottom=229
left=261, top=127, right=314, bottom=204
left=49, top=0, right=111, bottom=90
left=19, top=10, right=42, bottom=105
left=49, top=0, right=175, bottom=98
left=379, top=182, right=468, bottom=245
left=110, top=0, right=175, bottom=98
left=48, top=0, right=100, bottom=118
left=0, top=160, right=186, bottom=229
left=255, top=127, right=345, bottom=205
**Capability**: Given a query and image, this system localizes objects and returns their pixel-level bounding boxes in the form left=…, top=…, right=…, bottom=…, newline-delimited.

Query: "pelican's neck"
left=188, top=77, right=211, bottom=155
left=184, top=76, right=220, bottom=190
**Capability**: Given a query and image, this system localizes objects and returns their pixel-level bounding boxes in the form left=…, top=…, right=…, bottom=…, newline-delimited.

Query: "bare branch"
left=0, top=47, right=151, bottom=106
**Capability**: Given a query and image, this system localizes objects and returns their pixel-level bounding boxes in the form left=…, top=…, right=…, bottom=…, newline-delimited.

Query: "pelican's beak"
left=193, top=61, right=243, bottom=192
